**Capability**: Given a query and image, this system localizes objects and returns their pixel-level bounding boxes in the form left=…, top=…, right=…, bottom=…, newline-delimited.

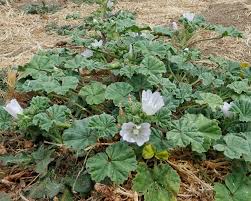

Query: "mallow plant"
left=1, top=0, right=251, bottom=200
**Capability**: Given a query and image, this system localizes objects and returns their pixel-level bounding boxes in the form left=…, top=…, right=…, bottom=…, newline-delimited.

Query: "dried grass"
left=0, top=2, right=97, bottom=68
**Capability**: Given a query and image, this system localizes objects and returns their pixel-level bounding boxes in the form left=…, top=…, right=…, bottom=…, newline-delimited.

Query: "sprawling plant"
left=1, top=0, right=250, bottom=200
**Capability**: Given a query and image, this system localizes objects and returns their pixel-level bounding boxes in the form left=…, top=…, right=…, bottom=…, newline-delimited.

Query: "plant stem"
left=187, top=36, right=223, bottom=47
left=191, top=78, right=201, bottom=86
left=167, top=63, right=178, bottom=81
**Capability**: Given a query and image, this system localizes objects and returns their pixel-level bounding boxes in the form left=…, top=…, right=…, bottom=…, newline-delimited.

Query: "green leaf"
left=22, top=75, right=59, bottom=93
left=33, top=105, right=71, bottom=132
left=174, top=83, right=193, bottom=103
left=64, top=172, right=92, bottom=195
left=139, top=56, right=166, bottom=75
left=133, top=163, right=180, bottom=201
left=153, top=26, right=173, bottom=37
left=214, top=132, right=251, bottom=160
left=20, top=55, right=55, bottom=79
left=214, top=183, right=233, bottom=201
left=105, top=82, right=133, bottom=106
left=0, top=152, right=32, bottom=165
left=0, top=192, right=12, bottom=201
left=118, top=65, right=140, bottom=78
left=153, top=107, right=171, bottom=128
left=28, top=177, right=63, bottom=199
left=61, top=188, right=73, bottom=201
left=147, top=74, right=176, bottom=91
left=195, top=92, right=223, bottom=112
left=0, top=107, right=12, bottom=131
left=214, top=168, right=251, bottom=201
left=135, top=40, right=167, bottom=59
left=167, top=114, right=221, bottom=153
left=55, top=76, right=79, bottom=95
left=29, top=96, right=50, bottom=112
left=227, top=79, right=249, bottom=94
left=142, top=144, right=155, bottom=159
left=214, top=25, right=242, bottom=38
left=149, top=128, right=172, bottom=152
left=86, top=142, right=137, bottom=184
left=230, top=98, right=251, bottom=122
left=22, top=76, right=79, bottom=95
left=64, top=55, right=85, bottom=69
left=63, top=119, right=97, bottom=151
left=71, top=172, right=92, bottom=194
left=88, top=113, right=118, bottom=138
left=31, top=146, right=54, bottom=176
left=79, top=82, right=106, bottom=105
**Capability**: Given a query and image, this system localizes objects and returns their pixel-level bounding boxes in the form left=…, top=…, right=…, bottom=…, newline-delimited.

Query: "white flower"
left=184, top=48, right=189, bottom=51
left=81, top=49, right=93, bottom=58
left=107, top=0, right=114, bottom=9
left=91, top=40, right=103, bottom=48
left=142, top=90, right=164, bottom=115
left=221, top=102, right=233, bottom=117
left=171, top=22, right=178, bottom=31
left=3, top=99, right=23, bottom=119
left=120, top=122, right=151, bottom=146
left=183, top=12, right=195, bottom=22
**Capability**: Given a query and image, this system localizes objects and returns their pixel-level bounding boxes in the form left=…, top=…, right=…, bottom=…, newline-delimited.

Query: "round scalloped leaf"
left=79, top=82, right=106, bottom=105
left=63, top=119, right=97, bottom=151
left=86, top=142, right=137, bottom=184
left=88, top=113, right=118, bottom=138
left=133, top=163, right=180, bottom=201
left=105, top=82, right=133, bottom=106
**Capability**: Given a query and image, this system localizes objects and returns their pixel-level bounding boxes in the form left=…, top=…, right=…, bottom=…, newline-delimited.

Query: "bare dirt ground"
left=0, top=0, right=250, bottom=68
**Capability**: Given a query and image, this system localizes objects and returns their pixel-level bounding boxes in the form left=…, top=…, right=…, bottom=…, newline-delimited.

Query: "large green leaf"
left=195, top=92, right=223, bottom=112
left=227, top=79, right=249, bottom=94
left=139, top=56, right=166, bottom=75
left=88, top=113, right=118, bottom=138
left=153, top=26, right=173, bottom=37
left=63, top=119, right=97, bottom=151
left=28, top=96, right=51, bottom=113
left=64, top=172, right=92, bottom=194
left=22, top=75, right=79, bottom=95
left=64, top=55, right=86, bottom=69
left=214, top=132, right=251, bottom=161
left=56, top=76, right=79, bottom=95
left=28, top=177, right=63, bottom=199
left=0, top=152, right=32, bottom=165
left=230, top=98, right=251, bottom=122
left=20, top=55, right=55, bottom=79
left=33, top=105, right=71, bottom=132
left=133, top=163, right=180, bottom=201
left=0, top=193, right=11, bottom=201
left=214, top=168, right=251, bottom=201
left=167, top=114, right=221, bottom=153
left=105, top=82, right=133, bottom=106
left=79, top=82, right=106, bottom=105
left=31, top=146, right=55, bottom=176
left=174, top=83, right=193, bottom=103
left=0, top=107, right=12, bottom=131
left=135, top=40, right=167, bottom=58
left=86, top=142, right=137, bottom=184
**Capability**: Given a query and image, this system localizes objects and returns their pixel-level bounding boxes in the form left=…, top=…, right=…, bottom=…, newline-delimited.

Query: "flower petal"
left=183, top=12, right=195, bottom=22
left=142, top=90, right=164, bottom=115
left=81, top=49, right=93, bottom=58
left=221, top=102, right=233, bottom=118
left=3, top=99, right=23, bottom=119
